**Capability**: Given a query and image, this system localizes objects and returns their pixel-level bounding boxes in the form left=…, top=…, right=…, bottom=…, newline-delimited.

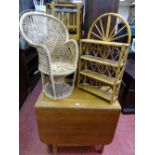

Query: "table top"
left=35, top=87, right=121, bottom=110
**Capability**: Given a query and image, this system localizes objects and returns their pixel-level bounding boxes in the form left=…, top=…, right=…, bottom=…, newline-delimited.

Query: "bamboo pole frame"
left=78, top=13, right=131, bottom=104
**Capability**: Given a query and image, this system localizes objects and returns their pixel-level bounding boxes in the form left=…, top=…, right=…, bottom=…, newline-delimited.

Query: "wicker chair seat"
left=50, top=62, right=76, bottom=76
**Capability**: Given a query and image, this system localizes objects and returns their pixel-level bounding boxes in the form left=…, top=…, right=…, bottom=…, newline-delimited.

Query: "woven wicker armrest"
left=36, top=45, right=53, bottom=75
left=64, top=39, right=79, bottom=66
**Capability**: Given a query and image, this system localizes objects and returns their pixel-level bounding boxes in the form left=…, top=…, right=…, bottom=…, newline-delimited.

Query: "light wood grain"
left=35, top=88, right=121, bottom=146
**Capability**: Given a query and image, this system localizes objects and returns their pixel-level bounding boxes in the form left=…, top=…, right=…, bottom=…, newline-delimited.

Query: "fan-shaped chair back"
left=20, top=11, right=69, bottom=48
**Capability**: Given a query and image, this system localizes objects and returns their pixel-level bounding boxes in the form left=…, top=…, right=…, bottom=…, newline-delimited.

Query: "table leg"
left=53, top=145, right=58, bottom=155
left=95, top=145, right=104, bottom=153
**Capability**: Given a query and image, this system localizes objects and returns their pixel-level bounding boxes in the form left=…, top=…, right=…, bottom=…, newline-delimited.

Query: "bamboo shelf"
left=80, top=55, right=119, bottom=67
left=79, top=84, right=115, bottom=101
left=81, top=39, right=129, bottom=47
left=80, top=70, right=116, bottom=85
left=78, top=13, right=131, bottom=104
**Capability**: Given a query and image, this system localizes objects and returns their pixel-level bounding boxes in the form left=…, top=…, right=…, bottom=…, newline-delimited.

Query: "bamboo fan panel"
left=88, top=13, right=131, bottom=44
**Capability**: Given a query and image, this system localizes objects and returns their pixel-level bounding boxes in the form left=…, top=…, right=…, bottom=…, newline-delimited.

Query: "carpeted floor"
left=19, top=79, right=135, bottom=155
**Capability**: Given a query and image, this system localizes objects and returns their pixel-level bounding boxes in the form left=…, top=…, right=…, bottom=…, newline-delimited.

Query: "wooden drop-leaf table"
left=35, top=88, right=121, bottom=155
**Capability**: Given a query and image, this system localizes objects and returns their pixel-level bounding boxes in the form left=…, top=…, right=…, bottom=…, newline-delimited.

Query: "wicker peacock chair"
left=20, top=11, right=79, bottom=100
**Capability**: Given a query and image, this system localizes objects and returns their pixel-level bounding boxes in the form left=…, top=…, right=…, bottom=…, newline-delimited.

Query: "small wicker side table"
left=35, top=88, right=121, bottom=155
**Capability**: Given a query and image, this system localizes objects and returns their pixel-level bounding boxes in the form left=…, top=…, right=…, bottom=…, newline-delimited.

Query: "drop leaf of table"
left=35, top=88, right=121, bottom=154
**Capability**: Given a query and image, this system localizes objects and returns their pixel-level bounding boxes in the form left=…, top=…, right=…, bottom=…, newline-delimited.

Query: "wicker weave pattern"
left=20, top=11, right=79, bottom=100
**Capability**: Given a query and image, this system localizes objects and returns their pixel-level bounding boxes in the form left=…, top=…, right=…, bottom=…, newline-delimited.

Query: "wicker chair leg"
left=41, top=72, right=46, bottom=86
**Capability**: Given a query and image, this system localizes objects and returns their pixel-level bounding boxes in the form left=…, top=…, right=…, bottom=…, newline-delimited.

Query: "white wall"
left=118, top=5, right=130, bottom=20
left=73, top=0, right=85, bottom=4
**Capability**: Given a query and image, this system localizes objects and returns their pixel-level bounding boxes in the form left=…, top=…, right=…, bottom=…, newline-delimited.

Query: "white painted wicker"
left=20, top=11, right=79, bottom=100
left=33, top=0, right=46, bottom=12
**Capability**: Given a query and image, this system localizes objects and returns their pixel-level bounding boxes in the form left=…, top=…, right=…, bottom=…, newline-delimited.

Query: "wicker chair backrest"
left=20, top=11, right=69, bottom=49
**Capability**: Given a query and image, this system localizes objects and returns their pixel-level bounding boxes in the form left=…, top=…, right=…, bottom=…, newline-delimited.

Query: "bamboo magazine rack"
left=78, top=13, right=131, bottom=104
